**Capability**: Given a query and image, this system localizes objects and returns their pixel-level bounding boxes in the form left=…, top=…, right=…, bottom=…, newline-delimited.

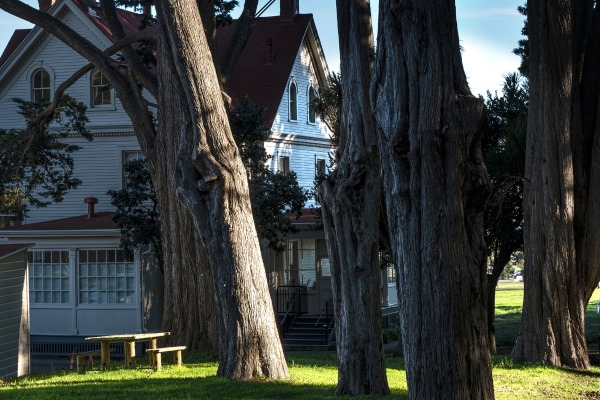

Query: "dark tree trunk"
left=155, top=0, right=288, bottom=379
left=318, top=1, right=389, bottom=395
left=371, top=1, right=494, bottom=398
left=512, top=0, right=600, bottom=369
left=149, top=69, right=218, bottom=349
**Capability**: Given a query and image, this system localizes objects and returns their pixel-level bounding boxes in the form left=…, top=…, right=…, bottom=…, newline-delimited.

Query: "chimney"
left=38, top=0, right=56, bottom=12
left=280, top=0, right=299, bottom=22
left=84, top=197, right=98, bottom=219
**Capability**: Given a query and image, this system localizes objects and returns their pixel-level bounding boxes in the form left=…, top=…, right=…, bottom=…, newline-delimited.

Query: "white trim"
left=306, top=82, right=317, bottom=125
left=288, top=77, right=298, bottom=122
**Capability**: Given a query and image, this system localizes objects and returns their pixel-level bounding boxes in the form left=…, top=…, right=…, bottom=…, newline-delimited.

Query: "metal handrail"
left=315, top=291, right=333, bottom=327
left=279, top=290, right=300, bottom=333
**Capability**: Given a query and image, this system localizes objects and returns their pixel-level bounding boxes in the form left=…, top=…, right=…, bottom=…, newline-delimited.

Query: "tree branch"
left=219, top=0, right=259, bottom=84
left=98, top=0, right=158, bottom=97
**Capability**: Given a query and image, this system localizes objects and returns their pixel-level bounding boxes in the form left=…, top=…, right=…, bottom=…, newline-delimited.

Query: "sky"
left=0, top=0, right=526, bottom=97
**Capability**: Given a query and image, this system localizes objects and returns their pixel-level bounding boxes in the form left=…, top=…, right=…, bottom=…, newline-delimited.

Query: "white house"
left=0, top=0, right=397, bottom=351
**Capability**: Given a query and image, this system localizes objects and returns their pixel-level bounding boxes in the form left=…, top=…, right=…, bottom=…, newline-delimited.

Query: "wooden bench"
left=145, top=346, right=187, bottom=371
left=74, top=349, right=113, bottom=374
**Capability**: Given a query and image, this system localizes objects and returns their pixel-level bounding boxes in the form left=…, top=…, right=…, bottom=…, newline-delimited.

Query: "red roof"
left=0, top=243, right=35, bottom=260
left=4, top=212, right=117, bottom=231
left=0, top=29, right=31, bottom=68
left=217, top=15, right=312, bottom=127
left=0, top=2, right=313, bottom=128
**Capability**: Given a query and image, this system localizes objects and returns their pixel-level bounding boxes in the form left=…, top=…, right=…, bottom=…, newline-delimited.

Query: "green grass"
left=3, top=289, right=600, bottom=399
left=495, top=287, right=600, bottom=349
left=2, top=352, right=600, bottom=399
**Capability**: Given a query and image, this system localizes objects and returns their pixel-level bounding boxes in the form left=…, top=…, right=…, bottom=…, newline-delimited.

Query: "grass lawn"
left=2, top=288, right=600, bottom=399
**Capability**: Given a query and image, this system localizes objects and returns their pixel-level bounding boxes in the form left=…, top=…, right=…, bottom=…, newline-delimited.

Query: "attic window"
left=307, top=84, right=317, bottom=124
left=91, top=69, right=112, bottom=107
left=31, top=68, right=51, bottom=102
left=289, top=78, right=298, bottom=122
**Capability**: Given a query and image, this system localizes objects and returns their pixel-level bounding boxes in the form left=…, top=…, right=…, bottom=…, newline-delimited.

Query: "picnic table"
left=85, top=332, right=170, bottom=370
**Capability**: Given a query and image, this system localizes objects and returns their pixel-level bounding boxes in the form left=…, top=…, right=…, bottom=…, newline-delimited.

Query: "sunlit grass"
left=3, top=289, right=600, bottom=399
left=2, top=352, right=600, bottom=399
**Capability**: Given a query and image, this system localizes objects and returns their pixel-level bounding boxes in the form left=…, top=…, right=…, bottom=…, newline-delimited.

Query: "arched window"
left=307, top=84, right=317, bottom=124
left=289, top=78, right=298, bottom=122
left=31, top=69, right=50, bottom=102
left=91, top=69, right=112, bottom=106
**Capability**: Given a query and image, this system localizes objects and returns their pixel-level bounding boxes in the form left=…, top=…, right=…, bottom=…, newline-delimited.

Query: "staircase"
left=280, top=315, right=334, bottom=351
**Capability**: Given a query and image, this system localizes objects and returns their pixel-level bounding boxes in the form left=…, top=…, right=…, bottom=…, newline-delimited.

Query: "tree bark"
left=371, top=1, right=494, bottom=398
left=512, top=0, right=600, bottom=369
left=318, top=1, right=389, bottom=395
left=155, top=0, right=288, bottom=380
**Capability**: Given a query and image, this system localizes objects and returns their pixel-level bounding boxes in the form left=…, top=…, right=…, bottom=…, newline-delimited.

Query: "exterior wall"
left=0, top=250, right=30, bottom=378
left=5, top=236, right=145, bottom=337
left=24, top=133, right=140, bottom=224
left=267, top=38, right=334, bottom=205
left=0, top=10, right=132, bottom=131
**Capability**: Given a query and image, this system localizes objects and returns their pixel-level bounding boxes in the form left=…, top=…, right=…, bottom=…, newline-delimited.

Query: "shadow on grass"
left=1, top=373, right=408, bottom=400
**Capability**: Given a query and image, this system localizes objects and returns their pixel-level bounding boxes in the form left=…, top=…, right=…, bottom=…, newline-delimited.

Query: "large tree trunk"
left=371, top=1, right=494, bottom=398
left=150, top=144, right=218, bottom=350
left=155, top=0, right=288, bottom=380
left=318, top=1, right=389, bottom=395
left=512, top=0, right=600, bottom=369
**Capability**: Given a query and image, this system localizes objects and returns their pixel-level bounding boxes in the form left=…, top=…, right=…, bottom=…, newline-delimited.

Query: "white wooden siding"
left=0, top=11, right=133, bottom=131
left=0, top=254, right=29, bottom=378
left=271, top=39, right=331, bottom=141
left=24, top=134, right=139, bottom=224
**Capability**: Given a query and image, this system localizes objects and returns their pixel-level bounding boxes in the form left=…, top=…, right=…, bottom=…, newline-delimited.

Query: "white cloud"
left=461, top=37, right=521, bottom=97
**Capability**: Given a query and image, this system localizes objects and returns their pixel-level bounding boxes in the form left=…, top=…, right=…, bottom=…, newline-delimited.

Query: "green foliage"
left=107, top=159, right=162, bottom=266
left=382, top=327, right=400, bottom=344
left=313, top=72, right=341, bottom=144
left=483, top=73, right=528, bottom=267
left=0, top=96, right=90, bottom=218
left=214, top=0, right=239, bottom=27
left=513, top=3, right=529, bottom=77
left=230, top=97, right=308, bottom=252
left=109, top=97, right=308, bottom=255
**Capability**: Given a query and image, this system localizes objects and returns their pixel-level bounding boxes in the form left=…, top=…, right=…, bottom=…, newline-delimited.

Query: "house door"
left=317, top=257, right=332, bottom=314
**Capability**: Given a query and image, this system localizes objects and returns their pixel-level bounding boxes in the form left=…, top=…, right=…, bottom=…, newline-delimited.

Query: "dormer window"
left=31, top=68, right=50, bottom=102
left=91, top=69, right=112, bottom=107
left=289, top=78, right=298, bottom=122
left=307, top=84, right=317, bottom=124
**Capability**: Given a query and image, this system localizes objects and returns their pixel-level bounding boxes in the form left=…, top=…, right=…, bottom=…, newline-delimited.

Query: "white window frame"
left=28, top=250, right=71, bottom=306
left=77, top=249, right=136, bottom=306
left=30, top=68, right=51, bottom=103
left=288, top=78, right=298, bottom=122
left=279, top=155, right=290, bottom=174
left=316, top=158, right=326, bottom=177
left=90, top=69, right=113, bottom=108
left=307, top=83, right=317, bottom=124
left=121, top=150, right=145, bottom=188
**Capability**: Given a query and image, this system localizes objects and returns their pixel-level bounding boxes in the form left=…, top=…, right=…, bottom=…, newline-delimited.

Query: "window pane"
left=290, top=81, right=297, bottom=121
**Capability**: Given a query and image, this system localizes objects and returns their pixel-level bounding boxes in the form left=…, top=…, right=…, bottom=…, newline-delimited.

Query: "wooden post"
left=125, top=341, right=136, bottom=369
left=76, top=355, right=85, bottom=374
left=101, top=342, right=111, bottom=370
left=173, top=350, right=182, bottom=366
left=154, top=352, right=162, bottom=371
left=148, top=338, right=157, bottom=365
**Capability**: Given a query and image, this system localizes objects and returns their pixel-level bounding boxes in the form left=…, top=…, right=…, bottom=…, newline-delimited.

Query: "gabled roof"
left=0, top=243, right=35, bottom=260
left=216, top=14, right=314, bottom=128
left=0, top=2, right=327, bottom=129
left=2, top=212, right=117, bottom=231
left=0, top=29, right=31, bottom=68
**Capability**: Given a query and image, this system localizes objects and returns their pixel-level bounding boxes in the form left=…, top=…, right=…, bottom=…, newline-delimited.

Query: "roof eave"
left=0, top=229, right=121, bottom=238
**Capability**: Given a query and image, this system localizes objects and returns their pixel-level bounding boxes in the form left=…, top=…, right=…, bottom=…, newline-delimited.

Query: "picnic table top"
left=85, top=332, right=170, bottom=342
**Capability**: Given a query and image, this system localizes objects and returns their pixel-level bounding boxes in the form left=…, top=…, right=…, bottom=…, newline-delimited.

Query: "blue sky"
left=0, top=0, right=526, bottom=96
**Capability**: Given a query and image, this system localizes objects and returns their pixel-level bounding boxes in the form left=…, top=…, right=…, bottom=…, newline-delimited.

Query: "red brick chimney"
left=38, top=0, right=56, bottom=12
left=280, top=0, right=299, bottom=22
